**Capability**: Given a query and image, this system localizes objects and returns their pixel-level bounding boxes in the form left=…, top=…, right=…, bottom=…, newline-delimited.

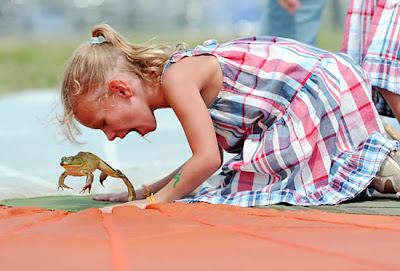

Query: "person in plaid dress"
left=61, top=24, right=400, bottom=212
left=341, top=0, right=400, bottom=119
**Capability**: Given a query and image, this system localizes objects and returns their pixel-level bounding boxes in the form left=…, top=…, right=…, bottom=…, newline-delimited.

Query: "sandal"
left=373, top=150, right=400, bottom=196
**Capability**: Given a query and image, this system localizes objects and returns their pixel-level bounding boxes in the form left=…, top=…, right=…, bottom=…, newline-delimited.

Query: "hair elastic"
left=90, top=36, right=107, bottom=44
left=146, top=193, right=156, bottom=204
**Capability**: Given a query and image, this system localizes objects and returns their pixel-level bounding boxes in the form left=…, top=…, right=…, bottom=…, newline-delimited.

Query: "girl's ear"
left=108, top=79, right=133, bottom=98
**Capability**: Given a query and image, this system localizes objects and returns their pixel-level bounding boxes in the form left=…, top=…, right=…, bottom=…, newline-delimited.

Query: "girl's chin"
left=127, top=129, right=141, bottom=136
left=140, top=128, right=154, bottom=137
left=143, top=123, right=157, bottom=136
left=128, top=123, right=156, bottom=137
left=128, top=128, right=147, bottom=137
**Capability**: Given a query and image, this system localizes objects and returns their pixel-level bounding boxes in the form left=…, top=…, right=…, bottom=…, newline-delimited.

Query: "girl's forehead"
left=73, top=89, right=101, bottom=113
left=79, top=85, right=108, bottom=105
left=73, top=99, right=102, bottom=128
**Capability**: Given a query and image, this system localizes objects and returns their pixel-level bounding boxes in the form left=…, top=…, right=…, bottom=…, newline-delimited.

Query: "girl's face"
left=74, top=75, right=157, bottom=141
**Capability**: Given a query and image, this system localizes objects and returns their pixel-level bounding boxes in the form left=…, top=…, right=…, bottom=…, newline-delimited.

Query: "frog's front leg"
left=58, top=171, right=72, bottom=190
left=80, top=171, right=94, bottom=194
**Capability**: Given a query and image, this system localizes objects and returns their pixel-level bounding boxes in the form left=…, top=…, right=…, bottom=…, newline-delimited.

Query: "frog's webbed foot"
left=80, top=172, right=94, bottom=194
left=79, top=184, right=92, bottom=194
left=58, top=183, right=72, bottom=191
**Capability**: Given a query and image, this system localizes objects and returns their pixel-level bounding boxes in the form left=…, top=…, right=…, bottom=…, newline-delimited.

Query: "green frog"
left=58, top=151, right=136, bottom=201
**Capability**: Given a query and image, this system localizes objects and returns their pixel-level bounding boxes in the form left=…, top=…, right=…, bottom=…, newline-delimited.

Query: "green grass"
left=317, top=29, right=344, bottom=52
left=0, top=36, right=211, bottom=95
left=0, top=30, right=343, bottom=95
left=0, top=41, right=78, bottom=95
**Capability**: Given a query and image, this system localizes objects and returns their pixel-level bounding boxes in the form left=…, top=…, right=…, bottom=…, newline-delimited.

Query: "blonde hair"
left=60, top=24, right=185, bottom=142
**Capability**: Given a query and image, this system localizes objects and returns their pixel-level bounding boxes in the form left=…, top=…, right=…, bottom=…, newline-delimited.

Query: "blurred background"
left=0, top=0, right=355, bottom=200
left=0, top=0, right=349, bottom=94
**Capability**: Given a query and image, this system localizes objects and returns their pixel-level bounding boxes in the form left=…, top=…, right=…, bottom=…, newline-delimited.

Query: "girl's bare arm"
left=154, top=56, right=223, bottom=203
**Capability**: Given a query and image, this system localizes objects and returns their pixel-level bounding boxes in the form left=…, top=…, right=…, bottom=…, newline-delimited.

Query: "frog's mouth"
left=60, top=164, right=81, bottom=168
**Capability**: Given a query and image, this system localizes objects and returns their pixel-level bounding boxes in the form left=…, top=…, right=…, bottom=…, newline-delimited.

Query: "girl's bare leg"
left=378, top=87, right=400, bottom=123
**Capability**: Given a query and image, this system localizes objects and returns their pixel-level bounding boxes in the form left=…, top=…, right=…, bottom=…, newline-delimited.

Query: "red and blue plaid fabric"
left=165, top=37, right=398, bottom=206
left=341, top=0, right=400, bottom=117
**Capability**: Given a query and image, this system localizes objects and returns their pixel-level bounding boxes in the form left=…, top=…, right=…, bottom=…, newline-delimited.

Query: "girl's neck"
left=148, top=83, right=169, bottom=110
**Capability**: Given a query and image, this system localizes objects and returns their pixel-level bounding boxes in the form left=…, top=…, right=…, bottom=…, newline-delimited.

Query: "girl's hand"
left=93, top=192, right=129, bottom=202
left=99, top=199, right=152, bottom=213
left=93, top=186, right=148, bottom=202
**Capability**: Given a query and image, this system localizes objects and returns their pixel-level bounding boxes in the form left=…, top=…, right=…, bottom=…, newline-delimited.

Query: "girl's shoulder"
left=162, top=54, right=220, bottom=87
left=161, top=54, right=222, bottom=106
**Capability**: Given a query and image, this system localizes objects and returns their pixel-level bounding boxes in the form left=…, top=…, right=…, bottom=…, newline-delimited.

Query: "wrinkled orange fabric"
left=0, top=203, right=399, bottom=271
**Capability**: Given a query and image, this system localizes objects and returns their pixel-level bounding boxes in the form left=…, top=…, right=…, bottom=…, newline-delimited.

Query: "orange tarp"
left=0, top=202, right=399, bottom=271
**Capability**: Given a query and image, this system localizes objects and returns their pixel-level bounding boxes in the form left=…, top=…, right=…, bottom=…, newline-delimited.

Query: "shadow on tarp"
left=258, top=193, right=400, bottom=216
left=1, top=193, right=399, bottom=215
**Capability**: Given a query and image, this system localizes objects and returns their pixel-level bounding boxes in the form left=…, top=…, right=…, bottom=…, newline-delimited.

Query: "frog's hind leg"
left=58, top=171, right=72, bottom=190
left=80, top=171, right=94, bottom=194
left=97, top=160, right=136, bottom=201
left=115, top=170, right=136, bottom=202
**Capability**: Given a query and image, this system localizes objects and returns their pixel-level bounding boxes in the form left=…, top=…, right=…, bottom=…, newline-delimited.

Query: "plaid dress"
left=341, top=0, right=400, bottom=117
left=164, top=37, right=398, bottom=206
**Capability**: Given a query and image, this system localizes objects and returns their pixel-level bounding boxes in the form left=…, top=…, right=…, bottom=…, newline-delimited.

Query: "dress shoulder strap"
left=161, top=39, right=220, bottom=82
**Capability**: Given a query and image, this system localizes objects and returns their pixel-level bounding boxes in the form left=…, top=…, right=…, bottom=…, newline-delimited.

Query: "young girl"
left=61, top=24, right=400, bottom=212
left=341, top=0, right=400, bottom=121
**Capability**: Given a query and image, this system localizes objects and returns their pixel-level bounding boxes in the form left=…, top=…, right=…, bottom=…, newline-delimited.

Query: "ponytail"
left=90, top=24, right=185, bottom=84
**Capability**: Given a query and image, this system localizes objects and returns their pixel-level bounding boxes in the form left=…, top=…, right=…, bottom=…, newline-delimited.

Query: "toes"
left=58, top=184, right=72, bottom=190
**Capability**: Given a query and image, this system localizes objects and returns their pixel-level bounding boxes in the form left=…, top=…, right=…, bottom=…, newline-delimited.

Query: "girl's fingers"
left=93, top=192, right=128, bottom=202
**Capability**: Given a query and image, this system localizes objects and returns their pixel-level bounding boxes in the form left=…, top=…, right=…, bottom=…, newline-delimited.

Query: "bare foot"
left=93, top=192, right=128, bottom=202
